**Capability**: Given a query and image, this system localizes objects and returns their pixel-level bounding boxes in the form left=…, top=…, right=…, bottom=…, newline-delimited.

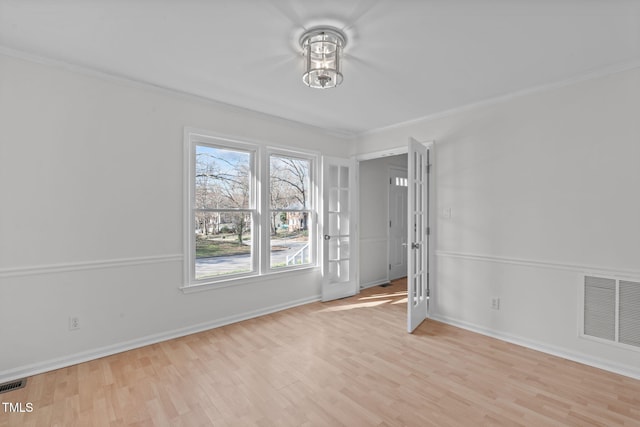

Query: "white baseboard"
left=0, top=295, right=321, bottom=384
left=429, top=313, right=640, bottom=380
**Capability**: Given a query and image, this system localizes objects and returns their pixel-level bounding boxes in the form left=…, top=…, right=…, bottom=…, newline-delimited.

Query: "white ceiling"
left=1, top=0, right=639, bottom=137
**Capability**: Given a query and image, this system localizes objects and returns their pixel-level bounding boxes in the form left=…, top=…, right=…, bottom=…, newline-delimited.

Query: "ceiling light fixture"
left=300, top=26, right=347, bottom=89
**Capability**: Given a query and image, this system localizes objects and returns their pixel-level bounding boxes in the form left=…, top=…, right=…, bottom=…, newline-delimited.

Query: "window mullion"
left=258, top=145, right=268, bottom=275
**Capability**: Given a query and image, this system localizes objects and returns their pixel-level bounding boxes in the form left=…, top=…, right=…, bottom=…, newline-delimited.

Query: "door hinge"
left=389, top=264, right=391, bottom=270
left=389, top=220, right=392, bottom=228
left=427, top=227, right=431, bottom=235
left=427, top=164, right=432, bottom=174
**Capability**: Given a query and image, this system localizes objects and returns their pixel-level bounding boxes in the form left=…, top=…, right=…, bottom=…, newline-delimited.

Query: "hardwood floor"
left=2, top=279, right=640, bottom=426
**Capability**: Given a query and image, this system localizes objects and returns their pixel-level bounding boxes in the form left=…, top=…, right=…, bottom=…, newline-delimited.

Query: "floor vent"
left=583, top=276, right=640, bottom=350
left=0, top=378, right=26, bottom=394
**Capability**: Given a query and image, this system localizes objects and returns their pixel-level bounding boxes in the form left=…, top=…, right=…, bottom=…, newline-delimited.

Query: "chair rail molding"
left=0, top=254, right=183, bottom=278
left=436, top=251, right=640, bottom=279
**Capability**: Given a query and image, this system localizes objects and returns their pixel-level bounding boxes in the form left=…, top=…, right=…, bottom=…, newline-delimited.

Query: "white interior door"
left=322, top=156, right=357, bottom=301
left=407, top=138, right=429, bottom=332
left=389, top=167, right=408, bottom=280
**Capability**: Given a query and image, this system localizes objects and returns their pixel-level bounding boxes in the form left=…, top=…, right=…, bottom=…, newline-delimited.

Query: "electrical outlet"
left=69, top=316, right=80, bottom=331
left=491, top=298, right=500, bottom=310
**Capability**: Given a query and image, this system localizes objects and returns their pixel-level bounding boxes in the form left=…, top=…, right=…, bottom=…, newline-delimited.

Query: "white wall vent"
left=583, top=276, right=640, bottom=351
left=619, top=280, right=640, bottom=347
left=584, top=276, right=616, bottom=341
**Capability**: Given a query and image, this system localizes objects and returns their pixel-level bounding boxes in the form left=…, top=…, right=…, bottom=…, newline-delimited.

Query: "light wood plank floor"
left=2, top=279, right=640, bottom=426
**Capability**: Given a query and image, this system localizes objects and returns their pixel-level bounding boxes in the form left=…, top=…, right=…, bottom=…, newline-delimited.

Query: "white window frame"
left=183, top=129, right=318, bottom=291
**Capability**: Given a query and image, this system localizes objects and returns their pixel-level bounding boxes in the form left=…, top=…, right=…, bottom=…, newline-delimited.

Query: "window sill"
left=180, top=265, right=320, bottom=294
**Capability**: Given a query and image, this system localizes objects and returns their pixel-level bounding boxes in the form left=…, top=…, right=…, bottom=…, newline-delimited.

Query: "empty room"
left=1, top=1, right=639, bottom=426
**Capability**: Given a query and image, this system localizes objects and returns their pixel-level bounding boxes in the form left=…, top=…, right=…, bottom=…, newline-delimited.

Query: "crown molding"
left=2, top=44, right=637, bottom=142
left=359, top=58, right=640, bottom=139
left=0, top=45, right=357, bottom=141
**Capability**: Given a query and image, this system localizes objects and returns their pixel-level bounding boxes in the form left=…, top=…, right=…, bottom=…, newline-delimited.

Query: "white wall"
left=358, top=155, right=407, bottom=288
left=357, top=67, right=640, bottom=378
left=0, top=53, right=352, bottom=381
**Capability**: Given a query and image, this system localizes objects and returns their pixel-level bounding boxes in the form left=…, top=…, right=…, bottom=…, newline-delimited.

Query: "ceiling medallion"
left=300, top=26, right=347, bottom=89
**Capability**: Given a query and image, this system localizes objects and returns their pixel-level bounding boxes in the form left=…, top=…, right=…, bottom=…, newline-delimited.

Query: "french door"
left=321, top=156, right=357, bottom=301
left=407, top=138, right=430, bottom=332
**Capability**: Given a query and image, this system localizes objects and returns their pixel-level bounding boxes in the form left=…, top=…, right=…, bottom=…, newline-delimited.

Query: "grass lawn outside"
left=196, top=230, right=309, bottom=259
left=196, top=235, right=250, bottom=258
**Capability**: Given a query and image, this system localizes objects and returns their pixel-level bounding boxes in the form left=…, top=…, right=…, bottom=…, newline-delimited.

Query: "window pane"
left=269, top=211, right=310, bottom=268
left=329, top=165, right=338, bottom=187
left=329, top=188, right=338, bottom=212
left=339, top=166, right=349, bottom=188
left=270, top=155, right=310, bottom=209
left=196, top=145, right=251, bottom=209
left=195, top=211, right=253, bottom=279
left=329, top=237, right=350, bottom=261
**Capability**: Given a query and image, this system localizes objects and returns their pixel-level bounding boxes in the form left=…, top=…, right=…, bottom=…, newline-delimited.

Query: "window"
left=184, top=131, right=317, bottom=288
left=193, top=144, right=255, bottom=280
left=269, top=154, right=312, bottom=269
left=395, top=177, right=408, bottom=187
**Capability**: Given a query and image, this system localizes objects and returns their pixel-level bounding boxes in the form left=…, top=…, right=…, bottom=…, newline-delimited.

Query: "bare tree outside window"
left=269, top=155, right=312, bottom=268
left=194, top=145, right=253, bottom=279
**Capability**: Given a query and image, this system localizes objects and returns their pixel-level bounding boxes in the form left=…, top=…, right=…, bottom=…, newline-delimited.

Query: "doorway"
left=357, top=154, right=408, bottom=289
left=356, top=141, right=433, bottom=332
left=388, top=167, right=408, bottom=281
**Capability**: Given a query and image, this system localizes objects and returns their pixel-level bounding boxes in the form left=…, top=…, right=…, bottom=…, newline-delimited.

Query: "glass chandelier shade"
left=300, top=27, right=347, bottom=89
